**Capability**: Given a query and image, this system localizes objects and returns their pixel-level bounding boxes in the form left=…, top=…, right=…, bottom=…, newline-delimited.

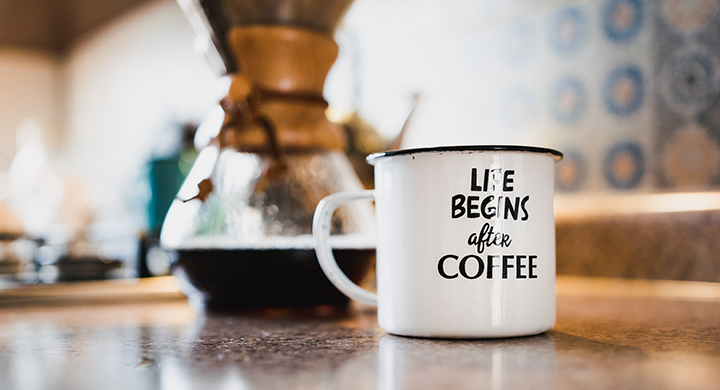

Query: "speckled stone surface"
left=1, top=278, right=720, bottom=389
left=556, top=210, right=720, bottom=282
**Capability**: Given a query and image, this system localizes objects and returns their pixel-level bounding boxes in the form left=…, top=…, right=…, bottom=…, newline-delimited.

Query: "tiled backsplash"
left=487, top=0, right=720, bottom=193
left=337, top=0, right=720, bottom=194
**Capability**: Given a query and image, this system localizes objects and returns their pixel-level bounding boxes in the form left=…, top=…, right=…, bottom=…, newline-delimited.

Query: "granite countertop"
left=1, top=276, right=719, bottom=390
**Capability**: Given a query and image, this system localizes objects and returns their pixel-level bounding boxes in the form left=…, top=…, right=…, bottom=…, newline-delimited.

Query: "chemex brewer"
left=162, top=0, right=377, bottom=310
left=314, top=145, right=563, bottom=338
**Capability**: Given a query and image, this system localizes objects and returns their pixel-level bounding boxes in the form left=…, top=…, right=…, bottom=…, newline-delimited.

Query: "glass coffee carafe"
left=161, top=0, right=376, bottom=310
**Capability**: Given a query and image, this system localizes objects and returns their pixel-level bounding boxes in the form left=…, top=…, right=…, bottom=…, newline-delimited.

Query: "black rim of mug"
left=366, top=145, right=564, bottom=163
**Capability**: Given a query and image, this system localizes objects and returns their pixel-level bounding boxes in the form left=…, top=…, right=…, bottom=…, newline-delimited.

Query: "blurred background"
left=1, top=0, right=719, bottom=288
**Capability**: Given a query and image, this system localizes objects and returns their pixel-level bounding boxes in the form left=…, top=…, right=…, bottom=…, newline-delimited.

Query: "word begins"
left=451, top=194, right=529, bottom=220
left=438, top=254, right=538, bottom=280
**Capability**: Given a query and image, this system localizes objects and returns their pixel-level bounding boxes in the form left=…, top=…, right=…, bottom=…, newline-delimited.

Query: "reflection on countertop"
left=1, top=276, right=720, bottom=389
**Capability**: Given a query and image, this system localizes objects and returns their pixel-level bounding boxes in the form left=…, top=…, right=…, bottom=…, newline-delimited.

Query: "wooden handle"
left=222, top=25, right=346, bottom=153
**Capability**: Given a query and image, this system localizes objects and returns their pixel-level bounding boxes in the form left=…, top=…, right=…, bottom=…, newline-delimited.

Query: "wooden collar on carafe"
left=220, top=25, right=346, bottom=154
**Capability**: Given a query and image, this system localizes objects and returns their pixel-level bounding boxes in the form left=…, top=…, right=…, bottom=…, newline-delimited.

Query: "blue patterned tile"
left=551, top=75, right=587, bottom=125
left=603, top=141, right=646, bottom=189
left=659, top=45, right=720, bottom=116
left=661, top=122, right=720, bottom=187
left=603, top=65, right=645, bottom=116
left=549, top=6, right=588, bottom=56
left=661, top=0, right=719, bottom=35
left=602, top=0, right=645, bottom=43
left=556, top=149, right=588, bottom=192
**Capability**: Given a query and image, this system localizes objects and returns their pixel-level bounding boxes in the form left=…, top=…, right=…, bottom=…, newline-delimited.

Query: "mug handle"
left=313, top=190, right=378, bottom=306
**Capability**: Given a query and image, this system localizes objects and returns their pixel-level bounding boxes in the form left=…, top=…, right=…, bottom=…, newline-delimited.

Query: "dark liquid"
left=174, top=248, right=374, bottom=311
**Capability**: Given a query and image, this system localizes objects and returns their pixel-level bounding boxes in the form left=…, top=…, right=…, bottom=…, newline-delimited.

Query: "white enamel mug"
left=313, top=146, right=563, bottom=338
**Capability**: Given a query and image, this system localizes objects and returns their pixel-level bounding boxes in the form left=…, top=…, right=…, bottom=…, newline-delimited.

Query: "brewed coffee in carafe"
left=161, top=0, right=375, bottom=310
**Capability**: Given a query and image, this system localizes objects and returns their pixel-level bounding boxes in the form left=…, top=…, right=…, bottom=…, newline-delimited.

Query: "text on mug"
left=437, top=254, right=538, bottom=279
